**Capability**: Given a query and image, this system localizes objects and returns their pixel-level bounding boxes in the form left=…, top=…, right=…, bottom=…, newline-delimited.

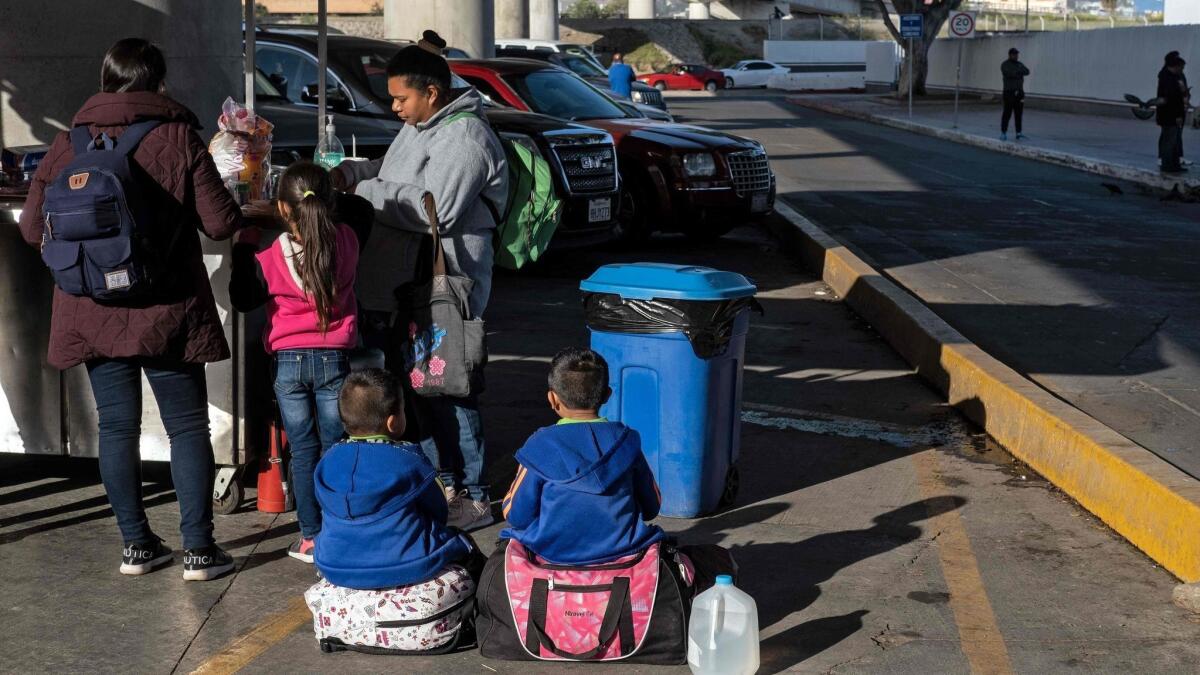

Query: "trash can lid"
left=580, top=263, right=757, bottom=301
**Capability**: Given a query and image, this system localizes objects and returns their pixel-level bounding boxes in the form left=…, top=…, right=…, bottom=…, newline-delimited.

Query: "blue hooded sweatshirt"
left=314, top=438, right=472, bottom=589
left=500, top=421, right=664, bottom=565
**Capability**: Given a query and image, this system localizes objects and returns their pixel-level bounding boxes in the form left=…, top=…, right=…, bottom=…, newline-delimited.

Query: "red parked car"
left=638, top=64, right=726, bottom=92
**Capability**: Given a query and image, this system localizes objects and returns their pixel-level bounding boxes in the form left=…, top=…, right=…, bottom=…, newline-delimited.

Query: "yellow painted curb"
left=769, top=197, right=1200, bottom=582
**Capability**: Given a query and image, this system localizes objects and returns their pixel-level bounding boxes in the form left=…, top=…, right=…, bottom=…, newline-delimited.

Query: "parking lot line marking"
left=190, top=596, right=309, bottom=675
left=913, top=450, right=1014, bottom=675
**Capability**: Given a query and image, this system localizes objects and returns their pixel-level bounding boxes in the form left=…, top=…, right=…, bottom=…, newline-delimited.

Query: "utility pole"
left=1025, top=0, right=1030, bottom=32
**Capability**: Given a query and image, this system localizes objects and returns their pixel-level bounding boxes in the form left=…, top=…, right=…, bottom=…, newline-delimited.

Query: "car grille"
left=726, top=149, right=772, bottom=195
left=637, top=89, right=665, bottom=109
left=551, top=144, right=617, bottom=194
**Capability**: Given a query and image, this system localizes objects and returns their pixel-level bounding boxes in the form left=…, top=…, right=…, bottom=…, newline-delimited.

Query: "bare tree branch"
left=876, top=0, right=902, bottom=42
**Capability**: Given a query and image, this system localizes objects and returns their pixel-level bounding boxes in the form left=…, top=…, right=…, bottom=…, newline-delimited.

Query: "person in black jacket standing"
left=1158, top=55, right=1188, bottom=174
left=1000, top=48, right=1030, bottom=141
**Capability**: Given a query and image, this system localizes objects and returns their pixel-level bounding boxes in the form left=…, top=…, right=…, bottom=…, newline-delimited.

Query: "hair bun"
left=422, top=30, right=447, bottom=49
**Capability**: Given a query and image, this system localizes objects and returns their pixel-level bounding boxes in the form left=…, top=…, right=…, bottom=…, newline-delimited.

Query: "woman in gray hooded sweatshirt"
left=334, top=32, right=508, bottom=532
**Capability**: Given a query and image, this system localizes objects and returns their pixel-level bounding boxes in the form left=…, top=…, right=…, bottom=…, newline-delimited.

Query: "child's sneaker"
left=120, top=538, right=173, bottom=576
left=182, top=545, right=235, bottom=581
left=448, top=491, right=494, bottom=531
left=288, top=537, right=315, bottom=564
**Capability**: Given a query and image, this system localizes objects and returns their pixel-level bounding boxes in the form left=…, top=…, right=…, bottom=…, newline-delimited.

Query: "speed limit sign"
left=949, top=11, right=976, bottom=39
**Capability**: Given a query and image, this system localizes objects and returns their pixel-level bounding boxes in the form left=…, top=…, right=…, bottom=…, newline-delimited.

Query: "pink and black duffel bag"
left=475, top=539, right=735, bottom=664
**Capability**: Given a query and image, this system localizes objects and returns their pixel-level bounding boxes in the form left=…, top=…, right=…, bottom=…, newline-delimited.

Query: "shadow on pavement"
left=760, top=609, right=870, bottom=675
left=0, top=489, right=178, bottom=546
left=676, top=496, right=967, bottom=631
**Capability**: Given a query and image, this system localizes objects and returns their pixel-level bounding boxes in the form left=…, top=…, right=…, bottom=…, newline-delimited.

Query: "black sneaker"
left=120, top=538, right=173, bottom=576
left=182, top=545, right=235, bottom=581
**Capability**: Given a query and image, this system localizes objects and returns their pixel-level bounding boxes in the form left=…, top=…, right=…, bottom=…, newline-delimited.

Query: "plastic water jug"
left=688, top=575, right=759, bottom=675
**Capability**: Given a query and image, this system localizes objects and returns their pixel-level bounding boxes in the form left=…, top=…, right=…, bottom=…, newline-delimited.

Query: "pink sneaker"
left=288, top=537, right=315, bottom=564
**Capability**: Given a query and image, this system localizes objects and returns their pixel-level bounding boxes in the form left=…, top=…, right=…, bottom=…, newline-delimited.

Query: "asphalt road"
left=3, top=224, right=1198, bottom=674
left=670, top=94, right=1200, bottom=479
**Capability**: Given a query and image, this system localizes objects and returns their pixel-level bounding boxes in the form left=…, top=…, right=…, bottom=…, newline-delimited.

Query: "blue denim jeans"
left=86, top=358, right=214, bottom=549
left=274, top=349, right=349, bottom=538
left=414, top=394, right=489, bottom=502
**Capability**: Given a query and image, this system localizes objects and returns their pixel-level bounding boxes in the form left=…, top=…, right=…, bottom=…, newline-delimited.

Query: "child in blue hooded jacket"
left=313, top=368, right=473, bottom=589
left=500, top=348, right=664, bottom=566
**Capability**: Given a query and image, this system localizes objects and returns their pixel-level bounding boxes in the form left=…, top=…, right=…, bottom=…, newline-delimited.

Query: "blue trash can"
left=581, top=263, right=757, bottom=518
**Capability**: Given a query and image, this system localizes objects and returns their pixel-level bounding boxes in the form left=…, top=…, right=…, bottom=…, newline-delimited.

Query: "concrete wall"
left=629, top=0, right=656, bottom=19
left=1165, top=0, right=1200, bottom=25
left=865, top=40, right=900, bottom=87
left=0, top=0, right=243, bottom=149
left=496, top=0, right=530, bottom=39
left=765, top=40, right=884, bottom=66
left=923, top=27, right=1200, bottom=106
left=529, top=0, right=560, bottom=40
left=385, top=0, right=496, bottom=58
left=767, top=71, right=866, bottom=89
left=710, top=0, right=859, bottom=19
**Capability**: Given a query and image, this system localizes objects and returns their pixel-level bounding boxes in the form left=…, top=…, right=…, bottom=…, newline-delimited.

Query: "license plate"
left=751, top=192, right=769, bottom=213
left=588, top=197, right=612, bottom=223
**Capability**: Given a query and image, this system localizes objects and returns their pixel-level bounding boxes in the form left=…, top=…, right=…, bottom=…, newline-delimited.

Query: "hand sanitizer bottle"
left=316, top=114, right=345, bottom=169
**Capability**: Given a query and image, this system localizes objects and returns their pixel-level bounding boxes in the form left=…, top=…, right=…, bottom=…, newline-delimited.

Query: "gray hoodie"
left=341, top=88, right=508, bottom=317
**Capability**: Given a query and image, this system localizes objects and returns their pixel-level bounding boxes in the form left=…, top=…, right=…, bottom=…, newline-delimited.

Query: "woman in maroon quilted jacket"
left=19, top=39, right=243, bottom=581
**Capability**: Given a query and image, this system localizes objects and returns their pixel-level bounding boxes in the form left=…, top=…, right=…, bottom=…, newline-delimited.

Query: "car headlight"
left=682, top=153, right=716, bottom=177
left=630, top=90, right=645, bottom=103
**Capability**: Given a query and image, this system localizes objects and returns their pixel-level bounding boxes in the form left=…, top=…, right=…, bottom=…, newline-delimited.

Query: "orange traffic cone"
left=257, top=419, right=289, bottom=513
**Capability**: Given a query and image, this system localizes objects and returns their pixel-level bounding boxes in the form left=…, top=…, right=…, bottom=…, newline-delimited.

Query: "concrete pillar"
left=688, top=2, right=711, bottom=19
left=528, top=0, right=559, bottom=41
left=495, top=0, right=529, bottom=39
left=385, top=0, right=496, bottom=60
left=629, top=0, right=656, bottom=19
left=0, top=0, right=242, bottom=148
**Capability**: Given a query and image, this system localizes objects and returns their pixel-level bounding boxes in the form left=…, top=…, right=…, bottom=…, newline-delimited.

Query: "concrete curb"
left=787, top=97, right=1200, bottom=194
left=767, top=192, right=1200, bottom=583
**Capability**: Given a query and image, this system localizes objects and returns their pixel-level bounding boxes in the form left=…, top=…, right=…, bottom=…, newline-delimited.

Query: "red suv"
left=638, top=64, right=726, bottom=92
left=452, top=59, right=774, bottom=241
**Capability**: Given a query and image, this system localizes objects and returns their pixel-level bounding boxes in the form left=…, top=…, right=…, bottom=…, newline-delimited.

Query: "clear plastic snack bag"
left=209, top=97, right=274, bottom=202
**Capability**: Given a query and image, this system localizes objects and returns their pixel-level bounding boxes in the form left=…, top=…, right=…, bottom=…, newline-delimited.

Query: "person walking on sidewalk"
left=1000, top=48, right=1030, bottom=141
left=1158, top=55, right=1188, bottom=174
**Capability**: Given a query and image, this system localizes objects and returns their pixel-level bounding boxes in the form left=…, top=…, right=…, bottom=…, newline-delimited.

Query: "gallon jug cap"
left=715, top=575, right=733, bottom=586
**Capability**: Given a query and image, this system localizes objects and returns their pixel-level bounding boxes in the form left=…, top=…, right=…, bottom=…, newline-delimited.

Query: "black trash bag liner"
left=584, top=293, right=762, bottom=359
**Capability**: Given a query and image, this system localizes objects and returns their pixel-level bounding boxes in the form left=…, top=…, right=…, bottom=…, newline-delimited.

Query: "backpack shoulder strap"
left=442, top=111, right=505, bottom=223
left=113, top=120, right=164, bottom=157
left=444, top=111, right=479, bottom=125
left=69, top=126, right=95, bottom=155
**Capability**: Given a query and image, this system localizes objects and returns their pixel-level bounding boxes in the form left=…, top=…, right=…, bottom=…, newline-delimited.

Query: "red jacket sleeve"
left=187, top=129, right=243, bottom=241
left=17, top=132, right=71, bottom=248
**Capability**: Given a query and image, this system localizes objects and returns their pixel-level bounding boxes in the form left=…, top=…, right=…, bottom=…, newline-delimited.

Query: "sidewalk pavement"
left=788, top=94, right=1200, bottom=193
left=4, top=223, right=1199, bottom=673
